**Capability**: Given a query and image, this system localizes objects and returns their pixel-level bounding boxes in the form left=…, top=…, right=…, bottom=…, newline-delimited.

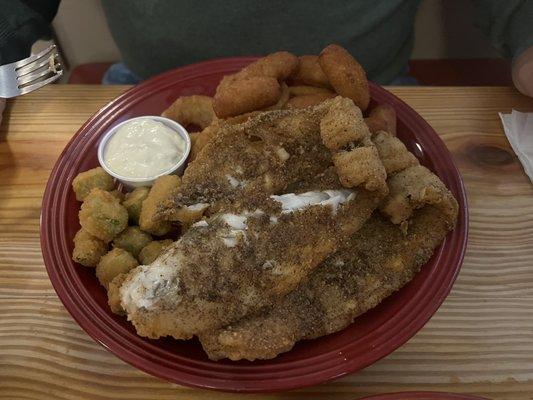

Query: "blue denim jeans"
left=102, top=62, right=141, bottom=85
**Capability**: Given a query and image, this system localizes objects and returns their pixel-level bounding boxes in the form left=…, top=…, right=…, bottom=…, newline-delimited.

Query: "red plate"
left=41, top=57, right=468, bottom=393
left=361, top=392, right=489, bottom=400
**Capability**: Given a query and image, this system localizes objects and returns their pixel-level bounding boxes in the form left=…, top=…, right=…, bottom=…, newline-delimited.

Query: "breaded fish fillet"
left=161, top=97, right=385, bottom=226
left=162, top=105, right=333, bottom=221
left=199, top=165, right=458, bottom=360
left=120, top=186, right=381, bottom=340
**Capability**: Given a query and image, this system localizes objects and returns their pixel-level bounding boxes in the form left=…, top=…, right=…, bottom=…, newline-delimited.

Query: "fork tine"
left=18, top=67, right=55, bottom=86
left=18, top=70, right=63, bottom=95
left=12, top=44, right=57, bottom=70
left=16, top=51, right=59, bottom=77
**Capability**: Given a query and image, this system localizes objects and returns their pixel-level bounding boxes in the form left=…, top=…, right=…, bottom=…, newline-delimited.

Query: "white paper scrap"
left=499, top=110, right=533, bottom=182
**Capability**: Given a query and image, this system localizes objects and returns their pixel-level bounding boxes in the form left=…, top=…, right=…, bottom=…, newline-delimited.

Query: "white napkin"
left=499, top=110, right=533, bottom=182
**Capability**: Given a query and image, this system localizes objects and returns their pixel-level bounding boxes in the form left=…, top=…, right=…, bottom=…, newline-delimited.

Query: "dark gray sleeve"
left=0, top=0, right=60, bottom=65
left=471, top=0, right=533, bottom=59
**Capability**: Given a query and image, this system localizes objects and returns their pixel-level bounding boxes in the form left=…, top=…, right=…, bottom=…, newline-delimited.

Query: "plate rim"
left=41, top=56, right=468, bottom=392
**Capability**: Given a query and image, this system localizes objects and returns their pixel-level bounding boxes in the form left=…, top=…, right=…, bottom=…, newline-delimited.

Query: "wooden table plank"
left=2, top=297, right=533, bottom=399
left=1, top=85, right=533, bottom=399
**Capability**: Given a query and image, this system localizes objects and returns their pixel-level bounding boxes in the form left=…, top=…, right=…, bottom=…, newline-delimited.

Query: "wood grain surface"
left=1, top=86, right=533, bottom=400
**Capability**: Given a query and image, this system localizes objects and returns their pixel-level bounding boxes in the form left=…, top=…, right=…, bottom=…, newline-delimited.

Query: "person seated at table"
left=0, top=0, right=532, bottom=98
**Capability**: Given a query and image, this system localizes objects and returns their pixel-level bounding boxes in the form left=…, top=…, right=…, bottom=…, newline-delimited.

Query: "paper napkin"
left=499, top=110, right=533, bottom=182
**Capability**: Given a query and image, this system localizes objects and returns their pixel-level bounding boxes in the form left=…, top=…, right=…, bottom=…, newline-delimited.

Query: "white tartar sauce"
left=104, top=119, right=186, bottom=178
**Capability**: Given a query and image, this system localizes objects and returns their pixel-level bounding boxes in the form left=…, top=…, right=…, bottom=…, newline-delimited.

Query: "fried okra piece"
left=122, top=187, right=150, bottom=224
left=79, top=188, right=128, bottom=242
left=72, top=167, right=114, bottom=201
left=107, top=273, right=128, bottom=315
left=138, top=239, right=173, bottom=265
left=109, top=189, right=125, bottom=202
left=72, top=228, right=108, bottom=267
left=96, top=247, right=138, bottom=289
left=139, top=175, right=180, bottom=236
left=112, top=226, right=152, bottom=258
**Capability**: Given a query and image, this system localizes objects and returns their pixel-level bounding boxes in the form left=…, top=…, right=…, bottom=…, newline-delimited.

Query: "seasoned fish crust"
left=120, top=188, right=381, bottom=340
left=199, top=169, right=458, bottom=361
left=198, top=138, right=458, bottom=361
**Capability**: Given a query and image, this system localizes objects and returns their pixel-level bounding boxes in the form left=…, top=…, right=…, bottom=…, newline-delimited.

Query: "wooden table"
left=1, top=86, right=533, bottom=400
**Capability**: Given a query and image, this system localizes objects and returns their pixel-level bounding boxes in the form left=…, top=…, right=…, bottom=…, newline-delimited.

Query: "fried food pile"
left=71, top=44, right=458, bottom=361
left=71, top=170, right=180, bottom=293
left=161, top=44, right=397, bottom=163
left=117, top=98, right=388, bottom=340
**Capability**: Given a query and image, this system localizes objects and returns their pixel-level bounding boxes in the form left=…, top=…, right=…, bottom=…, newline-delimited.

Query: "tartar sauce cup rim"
left=97, top=115, right=191, bottom=183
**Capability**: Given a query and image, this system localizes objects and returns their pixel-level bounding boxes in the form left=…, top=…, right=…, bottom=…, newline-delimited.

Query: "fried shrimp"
left=284, top=93, right=336, bottom=110
left=264, top=83, right=290, bottom=110
left=239, top=51, right=298, bottom=81
left=213, top=51, right=298, bottom=118
left=319, top=44, right=370, bottom=111
left=161, top=95, right=215, bottom=129
left=213, top=75, right=281, bottom=118
left=291, top=55, right=331, bottom=88
left=288, top=85, right=333, bottom=97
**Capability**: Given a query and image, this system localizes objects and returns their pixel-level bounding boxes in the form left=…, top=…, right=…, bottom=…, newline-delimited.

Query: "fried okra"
left=72, top=228, right=108, bottom=267
left=109, top=189, right=125, bottom=202
left=122, top=186, right=150, bottom=224
left=96, top=247, right=138, bottom=289
left=138, top=239, right=173, bottom=265
left=139, top=175, right=180, bottom=236
left=112, top=226, right=152, bottom=258
left=72, top=167, right=114, bottom=201
left=79, top=188, right=128, bottom=242
left=107, top=273, right=128, bottom=315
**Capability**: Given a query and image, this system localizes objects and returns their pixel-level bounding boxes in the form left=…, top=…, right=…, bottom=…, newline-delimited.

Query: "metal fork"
left=0, top=44, right=63, bottom=98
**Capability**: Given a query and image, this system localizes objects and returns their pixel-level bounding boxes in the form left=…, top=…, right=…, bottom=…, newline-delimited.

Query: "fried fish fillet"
left=161, top=104, right=332, bottom=223
left=162, top=97, right=384, bottom=229
left=119, top=185, right=381, bottom=339
left=199, top=165, right=458, bottom=360
left=118, top=99, right=388, bottom=340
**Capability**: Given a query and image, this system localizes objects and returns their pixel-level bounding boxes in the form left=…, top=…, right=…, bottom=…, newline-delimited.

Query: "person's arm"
left=512, top=45, right=533, bottom=97
left=471, top=0, right=533, bottom=96
left=0, top=0, right=60, bottom=65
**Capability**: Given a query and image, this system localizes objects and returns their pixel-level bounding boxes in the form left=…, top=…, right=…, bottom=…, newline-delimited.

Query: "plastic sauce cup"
left=97, top=116, right=191, bottom=188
